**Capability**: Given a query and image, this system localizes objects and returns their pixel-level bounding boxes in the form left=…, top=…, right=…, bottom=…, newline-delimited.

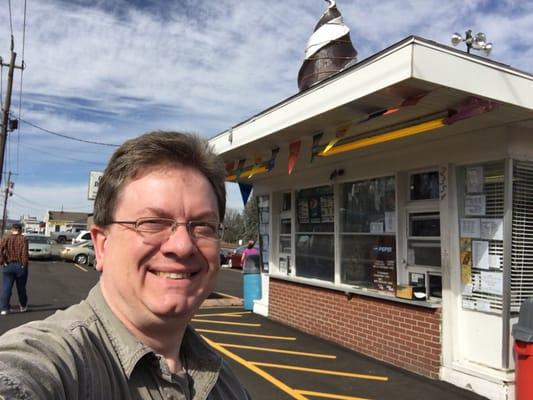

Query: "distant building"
left=43, top=210, right=91, bottom=236
left=20, top=215, right=44, bottom=234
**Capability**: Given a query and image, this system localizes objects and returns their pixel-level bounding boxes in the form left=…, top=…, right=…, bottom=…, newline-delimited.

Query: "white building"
left=210, top=36, right=533, bottom=399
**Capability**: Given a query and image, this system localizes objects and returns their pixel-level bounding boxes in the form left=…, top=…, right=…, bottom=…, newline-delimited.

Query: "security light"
left=451, top=30, right=493, bottom=55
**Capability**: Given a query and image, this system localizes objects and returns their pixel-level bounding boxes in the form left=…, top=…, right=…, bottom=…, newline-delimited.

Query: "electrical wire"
left=21, top=141, right=108, bottom=166
left=19, top=118, right=120, bottom=147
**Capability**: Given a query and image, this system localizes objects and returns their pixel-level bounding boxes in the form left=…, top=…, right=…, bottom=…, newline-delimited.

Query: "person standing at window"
left=0, top=223, right=29, bottom=315
left=241, top=240, right=259, bottom=268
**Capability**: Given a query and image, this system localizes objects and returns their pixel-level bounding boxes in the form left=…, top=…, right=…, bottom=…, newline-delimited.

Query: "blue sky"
left=1, top=0, right=532, bottom=220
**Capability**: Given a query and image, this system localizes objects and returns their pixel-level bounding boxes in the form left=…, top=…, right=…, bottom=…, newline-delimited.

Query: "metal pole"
left=0, top=44, right=17, bottom=188
left=1, top=171, right=12, bottom=235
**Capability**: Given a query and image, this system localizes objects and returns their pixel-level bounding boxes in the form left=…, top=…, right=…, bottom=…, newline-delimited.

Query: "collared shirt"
left=0, top=233, right=29, bottom=267
left=0, top=284, right=251, bottom=400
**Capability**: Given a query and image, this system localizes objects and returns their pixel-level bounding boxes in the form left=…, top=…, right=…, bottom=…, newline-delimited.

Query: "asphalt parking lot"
left=1, top=262, right=487, bottom=400
left=192, top=305, right=487, bottom=400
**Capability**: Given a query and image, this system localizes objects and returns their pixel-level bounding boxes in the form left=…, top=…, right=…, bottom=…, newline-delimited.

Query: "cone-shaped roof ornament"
left=297, top=0, right=358, bottom=91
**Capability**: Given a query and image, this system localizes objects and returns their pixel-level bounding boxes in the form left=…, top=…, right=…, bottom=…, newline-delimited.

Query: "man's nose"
left=161, top=224, right=196, bottom=256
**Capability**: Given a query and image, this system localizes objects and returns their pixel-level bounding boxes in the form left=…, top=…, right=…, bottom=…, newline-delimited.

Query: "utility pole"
left=1, top=171, right=13, bottom=235
left=0, top=35, right=25, bottom=188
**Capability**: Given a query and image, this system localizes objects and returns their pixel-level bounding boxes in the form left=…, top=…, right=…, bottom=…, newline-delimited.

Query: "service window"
left=340, top=176, right=396, bottom=292
left=404, top=170, right=442, bottom=299
left=295, top=185, right=334, bottom=282
left=407, top=211, right=441, bottom=267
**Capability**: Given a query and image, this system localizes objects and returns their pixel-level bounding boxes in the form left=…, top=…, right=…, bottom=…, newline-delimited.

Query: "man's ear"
left=90, top=224, right=107, bottom=272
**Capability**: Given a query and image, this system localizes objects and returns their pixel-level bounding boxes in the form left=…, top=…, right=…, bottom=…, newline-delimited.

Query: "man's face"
left=93, top=166, right=221, bottom=326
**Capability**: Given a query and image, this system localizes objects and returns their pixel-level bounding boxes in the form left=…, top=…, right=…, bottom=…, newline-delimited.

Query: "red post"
left=514, top=340, right=533, bottom=399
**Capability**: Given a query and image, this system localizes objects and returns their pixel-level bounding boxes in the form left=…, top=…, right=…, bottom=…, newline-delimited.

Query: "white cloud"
left=0, top=0, right=532, bottom=218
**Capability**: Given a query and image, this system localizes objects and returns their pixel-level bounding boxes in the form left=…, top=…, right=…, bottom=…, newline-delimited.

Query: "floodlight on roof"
left=451, top=29, right=493, bottom=55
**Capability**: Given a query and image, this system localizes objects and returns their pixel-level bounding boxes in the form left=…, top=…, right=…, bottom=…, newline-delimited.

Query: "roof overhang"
left=210, top=36, right=533, bottom=168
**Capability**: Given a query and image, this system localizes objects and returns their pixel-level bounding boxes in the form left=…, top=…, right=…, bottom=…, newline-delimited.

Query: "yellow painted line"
left=250, top=362, right=388, bottom=381
left=195, top=311, right=250, bottom=318
left=191, top=319, right=261, bottom=327
left=202, top=335, right=309, bottom=400
left=73, top=263, right=88, bottom=272
left=211, top=291, right=241, bottom=300
left=218, top=343, right=336, bottom=359
left=197, top=329, right=296, bottom=341
left=296, top=389, right=371, bottom=400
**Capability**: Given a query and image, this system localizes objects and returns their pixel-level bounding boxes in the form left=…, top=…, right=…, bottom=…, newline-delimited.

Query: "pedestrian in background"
left=0, top=131, right=250, bottom=399
left=0, top=223, right=29, bottom=316
left=241, top=239, right=259, bottom=268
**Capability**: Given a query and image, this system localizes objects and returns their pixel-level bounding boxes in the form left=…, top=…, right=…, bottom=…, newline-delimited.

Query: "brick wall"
left=269, top=278, right=442, bottom=379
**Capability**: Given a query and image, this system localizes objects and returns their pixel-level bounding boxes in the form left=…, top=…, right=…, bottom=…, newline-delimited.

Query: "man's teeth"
left=155, top=272, right=191, bottom=279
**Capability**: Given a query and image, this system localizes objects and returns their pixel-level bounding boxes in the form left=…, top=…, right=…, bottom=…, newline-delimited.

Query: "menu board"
left=371, top=243, right=396, bottom=292
left=297, top=186, right=334, bottom=225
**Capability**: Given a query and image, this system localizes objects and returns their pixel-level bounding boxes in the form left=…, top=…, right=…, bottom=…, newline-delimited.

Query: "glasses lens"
left=189, top=221, right=222, bottom=241
left=136, top=218, right=174, bottom=233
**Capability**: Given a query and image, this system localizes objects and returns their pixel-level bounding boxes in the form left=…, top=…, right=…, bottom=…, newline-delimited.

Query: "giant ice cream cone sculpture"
left=298, top=0, right=358, bottom=91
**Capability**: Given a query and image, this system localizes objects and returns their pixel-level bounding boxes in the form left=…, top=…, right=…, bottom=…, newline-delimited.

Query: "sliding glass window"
left=295, top=185, right=334, bottom=282
left=340, top=176, right=396, bottom=292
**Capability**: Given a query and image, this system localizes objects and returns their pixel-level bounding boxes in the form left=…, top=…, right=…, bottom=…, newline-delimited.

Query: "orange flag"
left=288, top=140, right=301, bottom=175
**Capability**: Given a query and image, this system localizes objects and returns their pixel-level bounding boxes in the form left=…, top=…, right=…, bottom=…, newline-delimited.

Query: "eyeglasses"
left=110, top=217, right=224, bottom=245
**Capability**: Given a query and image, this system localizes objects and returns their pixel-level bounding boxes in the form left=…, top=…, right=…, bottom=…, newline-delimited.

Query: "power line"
left=20, top=118, right=120, bottom=147
left=20, top=141, right=107, bottom=166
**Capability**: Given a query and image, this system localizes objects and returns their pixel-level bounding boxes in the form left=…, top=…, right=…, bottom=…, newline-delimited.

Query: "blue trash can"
left=242, top=254, right=261, bottom=310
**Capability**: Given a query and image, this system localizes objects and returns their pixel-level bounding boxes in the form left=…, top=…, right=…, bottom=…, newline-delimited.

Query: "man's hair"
left=93, top=131, right=226, bottom=226
left=11, top=223, right=22, bottom=231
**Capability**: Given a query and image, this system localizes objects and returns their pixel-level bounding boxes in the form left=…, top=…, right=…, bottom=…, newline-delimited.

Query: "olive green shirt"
left=0, top=284, right=251, bottom=399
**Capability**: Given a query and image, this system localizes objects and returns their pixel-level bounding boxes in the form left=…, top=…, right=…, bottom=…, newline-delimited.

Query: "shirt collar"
left=86, top=283, right=222, bottom=381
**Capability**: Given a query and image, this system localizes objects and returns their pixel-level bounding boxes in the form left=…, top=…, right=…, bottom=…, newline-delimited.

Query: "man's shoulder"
left=1, top=301, right=97, bottom=347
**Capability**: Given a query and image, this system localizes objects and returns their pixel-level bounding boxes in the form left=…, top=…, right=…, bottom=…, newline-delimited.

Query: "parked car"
left=72, top=230, right=91, bottom=244
left=59, top=241, right=94, bottom=265
left=26, top=234, right=53, bottom=260
left=219, top=248, right=233, bottom=266
left=228, top=245, right=259, bottom=269
left=51, top=230, right=80, bottom=243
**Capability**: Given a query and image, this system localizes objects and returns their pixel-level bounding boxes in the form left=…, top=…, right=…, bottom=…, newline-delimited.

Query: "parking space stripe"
left=73, top=263, right=88, bottom=272
left=295, top=389, right=371, bottom=400
left=191, top=319, right=261, bottom=327
left=250, top=362, right=388, bottom=381
left=194, top=311, right=248, bottom=318
left=202, top=336, right=310, bottom=400
left=196, top=329, right=296, bottom=341
left=218, top=343, right=337, bottom=359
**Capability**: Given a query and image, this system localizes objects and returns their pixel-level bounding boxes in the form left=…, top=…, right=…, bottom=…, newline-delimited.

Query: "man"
left=0, top=132, right=251, bottom=399
left=0, top=223, right=29, bottom=315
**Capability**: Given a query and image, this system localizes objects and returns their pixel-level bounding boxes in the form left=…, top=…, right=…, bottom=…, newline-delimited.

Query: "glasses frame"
left=109, top=217, right=224, bottom=243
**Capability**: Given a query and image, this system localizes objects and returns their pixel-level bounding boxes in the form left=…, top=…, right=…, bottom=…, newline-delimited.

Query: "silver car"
left=60, top=241, right=95, bottom=265
left=26, top=235, right=53, bottom=259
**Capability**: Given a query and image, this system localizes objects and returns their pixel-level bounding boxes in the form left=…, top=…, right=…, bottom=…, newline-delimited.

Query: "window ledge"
left=268, top=273, right=442, bottom=309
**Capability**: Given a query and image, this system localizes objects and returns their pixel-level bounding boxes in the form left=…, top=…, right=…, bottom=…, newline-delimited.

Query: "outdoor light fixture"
left=319, top=118, right=446, bottom=157
left=451, top=30, right=493, bottom=55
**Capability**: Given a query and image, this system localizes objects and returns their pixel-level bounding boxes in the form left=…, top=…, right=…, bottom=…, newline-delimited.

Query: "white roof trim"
left=210, top=37, right=533, bottom=155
